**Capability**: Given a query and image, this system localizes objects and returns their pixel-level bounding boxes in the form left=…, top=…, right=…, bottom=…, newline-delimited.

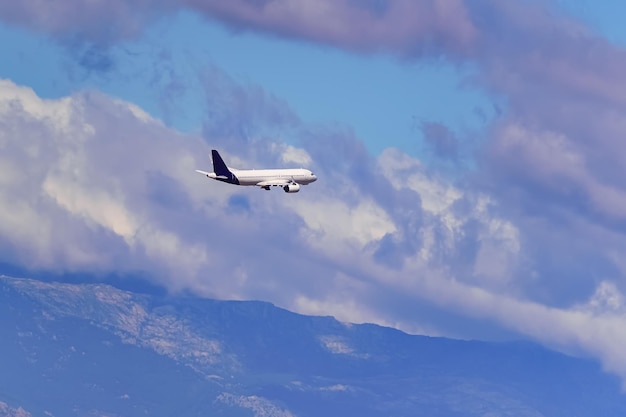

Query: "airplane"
left=196, top=149, right=317, bottom=193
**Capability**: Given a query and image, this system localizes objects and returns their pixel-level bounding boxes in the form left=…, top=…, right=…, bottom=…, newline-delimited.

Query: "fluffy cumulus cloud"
left=5, top=0, right=626, bottom=384
left=4, top=73, right=626, bottom=384
left=0, top=80, right=207, bottom=276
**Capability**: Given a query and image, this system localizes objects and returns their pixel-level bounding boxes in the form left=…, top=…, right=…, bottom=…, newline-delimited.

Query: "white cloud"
left=472, top=199, right=521, bottom=287
left=42, top=175, right=138, bottom=242
left=271, top=143, right=312, bottom=166
left=318, top=335, right=355, bottom=355
left=293, top=290, right=388, bottom=329
left=379, top=148, right=462, bottom=213
left=576, top=281, right=626, bottom=314
left=377, top=148, right=522, bottom=288
left=0, top=79, right=74, bottom=133
left=493, top=122, right=626, bottom=222
left=5, top=77, right=626, bottom=385
left=217, top=394, right=295, bottom=417
left=114, top=99, right=160, bottom=125
left=0, top=79, right=212, bottom=277
left=320, top=384, right=350, bottom=392
left=287, top=196, right=396, bottom=250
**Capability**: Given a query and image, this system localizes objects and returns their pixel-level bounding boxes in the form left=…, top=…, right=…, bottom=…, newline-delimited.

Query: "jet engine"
left=283, top=183, right=301, bottom=193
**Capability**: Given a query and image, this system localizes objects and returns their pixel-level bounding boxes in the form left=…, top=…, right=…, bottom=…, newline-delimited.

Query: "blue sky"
left=559, top=0, right=626, bottom=43
left=0, top=11, right=492, bottom=158
left=4, top=0, right=626, bottom=385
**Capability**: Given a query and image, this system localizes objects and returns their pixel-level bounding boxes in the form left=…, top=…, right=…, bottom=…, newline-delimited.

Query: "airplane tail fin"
left=211, top=150, right=232, bottom=177
left=210, top=150, right=240, bottom=184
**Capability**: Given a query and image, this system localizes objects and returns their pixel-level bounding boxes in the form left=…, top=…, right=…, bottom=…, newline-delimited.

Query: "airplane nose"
left=311, top=174, right=317, bottom=182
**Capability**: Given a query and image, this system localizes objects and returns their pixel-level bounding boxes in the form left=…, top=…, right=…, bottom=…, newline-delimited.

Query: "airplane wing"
left=256, top=179, right=292, bottom=187
left=256, top=178, right=301, bottom=192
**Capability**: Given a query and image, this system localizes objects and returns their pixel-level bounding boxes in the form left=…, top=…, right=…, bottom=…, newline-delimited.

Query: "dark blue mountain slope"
left=1, top=276, right=624, bottom=417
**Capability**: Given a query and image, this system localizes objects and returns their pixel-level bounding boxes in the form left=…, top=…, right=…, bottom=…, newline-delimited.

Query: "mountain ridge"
left=1, top=275, right=624, bottom=417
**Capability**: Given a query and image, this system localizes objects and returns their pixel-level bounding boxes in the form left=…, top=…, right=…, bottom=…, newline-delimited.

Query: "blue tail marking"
left=211, top=150, right=239, bottom=185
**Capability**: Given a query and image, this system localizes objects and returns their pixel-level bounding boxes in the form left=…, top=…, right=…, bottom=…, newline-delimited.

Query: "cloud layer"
left=0, top=0, right=477, bottom=56
left=4, top=73, right=626, bottom=383
left=4, top=0, right=626, bottom=384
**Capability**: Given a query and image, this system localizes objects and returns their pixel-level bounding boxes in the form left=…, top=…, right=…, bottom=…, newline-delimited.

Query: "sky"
left=3, top=0, right=626, bottom=384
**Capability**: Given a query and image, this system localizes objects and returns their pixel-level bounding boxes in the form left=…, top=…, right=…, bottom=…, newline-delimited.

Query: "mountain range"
left=1, top=275, right=625, bottom=417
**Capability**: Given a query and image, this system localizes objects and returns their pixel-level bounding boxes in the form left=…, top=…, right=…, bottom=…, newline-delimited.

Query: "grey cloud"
left=420, top=121, right=459, bottom=159
left=0, top=76, right=501, bottom=332
left=73, top=43, right=117, bottom=74
left=201, top=65, right=301, bottom=149
left=0, top=77, right=390, bottom=299
left=0, top=0, right=162, bottom=42
left=5, top=69, right=626, bottom=382
left=187, top=0, right=477, bottom=57
left=7, top=0, right=626, bottom=383
left=0, top=0, right=478, bottom=59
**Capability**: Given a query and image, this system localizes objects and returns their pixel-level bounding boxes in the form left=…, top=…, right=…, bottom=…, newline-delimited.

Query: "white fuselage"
left=230, top=168, right=317, bottom=186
